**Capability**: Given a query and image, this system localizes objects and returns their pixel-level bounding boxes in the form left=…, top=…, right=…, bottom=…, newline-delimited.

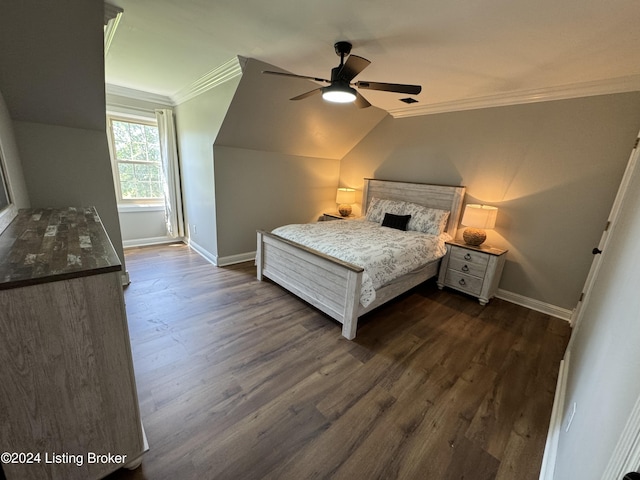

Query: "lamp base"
left=463, top=227, right=487, bottom=246
left=338, top=204, right=352, bottom=217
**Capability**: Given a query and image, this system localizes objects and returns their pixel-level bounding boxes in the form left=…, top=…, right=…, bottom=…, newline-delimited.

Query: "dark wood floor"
left=106, top=243, right=571, bottom=480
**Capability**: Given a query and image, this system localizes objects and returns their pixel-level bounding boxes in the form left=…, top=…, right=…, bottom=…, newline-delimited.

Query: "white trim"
left=121, top=271, right=130, bottom=286
left=496, top=289, right=573, bottom=323
left=104, top=4, right=123, bottom=56
left=172, top=56, right=246, bottom=105
left=122, top=236, right=181, bottom=248
left=106, top=104, right=159, bottom=122
left=388, top=74, right=640, bottom=118
left=539, top=353, right=570, bottom=480
left=117, top=204, right=164, bottom=213
left=187, top=238, right=218, bottom=266
left=105, top=56, right=245, bottom=107
left=602, top=392, right=640, bottom=479
left=218, top=251, right=256, bottom=267
left=106, top=84, right=174, bottom=107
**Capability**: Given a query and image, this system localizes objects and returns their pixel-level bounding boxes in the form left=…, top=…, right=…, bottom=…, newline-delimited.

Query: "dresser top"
left=0, top=207, right=121, bottom=290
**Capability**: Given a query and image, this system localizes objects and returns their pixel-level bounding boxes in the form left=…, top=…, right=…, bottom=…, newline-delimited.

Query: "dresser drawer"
left=444, top=270, right=483, bottom=295
left=449, top=246, right=489, bottom=268
left=448, top=257, right=487, bottom=278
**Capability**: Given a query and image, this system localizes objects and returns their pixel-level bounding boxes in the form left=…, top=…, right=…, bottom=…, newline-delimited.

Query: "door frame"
left=569, top=132, right=640, bottom=341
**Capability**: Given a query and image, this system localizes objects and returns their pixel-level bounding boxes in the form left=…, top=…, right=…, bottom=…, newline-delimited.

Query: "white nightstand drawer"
left=437, top=241, right=508, bottom=305
left=448, top=257, right=487, bottom=278
left=450, top=245, right=489, bottom=267
left=444, top=270, right=483, bottom=295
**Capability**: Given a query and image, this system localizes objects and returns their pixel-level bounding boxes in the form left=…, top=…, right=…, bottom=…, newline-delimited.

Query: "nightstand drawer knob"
left=464, top=253, right=472, bottom=260
left=461, top=265, right=469, bottom=272
left=459, top=278, right=466, bottom=286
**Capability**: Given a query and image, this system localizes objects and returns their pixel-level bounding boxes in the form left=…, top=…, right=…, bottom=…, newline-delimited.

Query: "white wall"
left=552, top=142, right=640, bottom=479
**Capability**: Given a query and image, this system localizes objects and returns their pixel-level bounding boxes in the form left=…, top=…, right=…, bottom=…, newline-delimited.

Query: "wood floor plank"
left=104, top=243, right=571, bottom=480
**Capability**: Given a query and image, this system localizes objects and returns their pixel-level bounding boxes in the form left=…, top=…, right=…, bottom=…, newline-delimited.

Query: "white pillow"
left=403, top=202, right=450, bottom=235
left=365, top=197, right=406, bottom=223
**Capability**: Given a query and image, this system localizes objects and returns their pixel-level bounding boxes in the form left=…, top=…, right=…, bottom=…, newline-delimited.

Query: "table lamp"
left=336, top=188, right=356, bottom=217
left=461, top=204, right=498, bottom=246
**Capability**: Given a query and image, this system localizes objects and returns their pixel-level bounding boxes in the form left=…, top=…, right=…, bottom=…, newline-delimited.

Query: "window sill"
left=118, top=204, right=165, bottom=214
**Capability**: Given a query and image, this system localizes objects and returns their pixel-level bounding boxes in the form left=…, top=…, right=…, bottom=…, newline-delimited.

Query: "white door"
left=568, top=131, right=640, bottom=345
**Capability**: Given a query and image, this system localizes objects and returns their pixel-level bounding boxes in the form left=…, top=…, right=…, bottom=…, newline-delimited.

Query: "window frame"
left=106, top=114, right=164, bottom=207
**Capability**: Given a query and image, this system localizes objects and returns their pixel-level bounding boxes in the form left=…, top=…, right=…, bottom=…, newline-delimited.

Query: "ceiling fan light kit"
left=263, top=41, right=421, bottom=109
left=322, top=82, right=357, bottom=103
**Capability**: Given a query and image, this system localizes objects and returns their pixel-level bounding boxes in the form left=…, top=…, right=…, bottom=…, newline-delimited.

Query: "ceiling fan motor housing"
left=334, top=41, right=352, bottom=57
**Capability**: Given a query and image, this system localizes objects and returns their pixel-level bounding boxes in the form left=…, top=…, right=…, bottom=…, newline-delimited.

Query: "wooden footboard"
left=257, top=230, right=364, bottom=339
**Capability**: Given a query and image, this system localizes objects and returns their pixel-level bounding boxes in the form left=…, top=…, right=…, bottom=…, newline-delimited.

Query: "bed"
left=256, top=179, right=466, bottom=339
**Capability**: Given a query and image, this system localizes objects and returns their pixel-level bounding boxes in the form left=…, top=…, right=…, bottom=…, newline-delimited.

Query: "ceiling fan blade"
left=355, top=81, right=422, bottom=95
left=290, top=88, right=322, bottom=101
left=337, top=55, right=371, bottom=82
left=354, top=91, right=371, bottom=109
left=262, top=70, right=331, bottom=84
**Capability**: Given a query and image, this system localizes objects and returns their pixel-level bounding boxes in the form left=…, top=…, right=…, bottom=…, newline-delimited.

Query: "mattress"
left=272, top=219, right=449, bottom=307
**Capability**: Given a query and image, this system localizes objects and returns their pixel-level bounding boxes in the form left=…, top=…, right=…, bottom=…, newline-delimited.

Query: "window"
left=107, top=116, right=164, bottom=204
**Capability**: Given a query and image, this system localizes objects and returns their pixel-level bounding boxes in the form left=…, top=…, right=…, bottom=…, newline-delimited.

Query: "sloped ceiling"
left=215, top=58, right=386, bottom=159
left=0, top=2, right=106, bottom=130
left=105, top=0, right=640, bottom=117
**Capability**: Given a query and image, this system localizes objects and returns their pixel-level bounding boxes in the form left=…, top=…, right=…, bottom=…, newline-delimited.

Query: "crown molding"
left=106, top=84, right=174, bottom=106
left=104, top=3, right=123, bottom=56
left=387, top=74, right=640, bottom=119
left=172, top=56, right=246, bottom=105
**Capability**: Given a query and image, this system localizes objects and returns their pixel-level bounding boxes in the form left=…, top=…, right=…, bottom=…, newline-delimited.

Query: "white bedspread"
left=272, top=219, right=449, bottom=307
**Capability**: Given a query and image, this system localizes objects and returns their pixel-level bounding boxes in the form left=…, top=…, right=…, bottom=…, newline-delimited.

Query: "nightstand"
left=437, top=240, right=507, bottom=305
left=322, top=212, right=360, bottom=221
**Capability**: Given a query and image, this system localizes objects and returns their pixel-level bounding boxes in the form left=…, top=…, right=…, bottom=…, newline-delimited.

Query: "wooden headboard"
left=361, top=179, right=466, bottom=238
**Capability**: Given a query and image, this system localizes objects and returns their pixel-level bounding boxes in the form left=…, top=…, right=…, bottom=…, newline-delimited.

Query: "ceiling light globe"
left=322, top=86, right=357, bottom=103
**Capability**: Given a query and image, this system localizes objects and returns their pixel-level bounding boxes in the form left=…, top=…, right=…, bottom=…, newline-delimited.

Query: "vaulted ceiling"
left=105, top=0, right=640, bottom=117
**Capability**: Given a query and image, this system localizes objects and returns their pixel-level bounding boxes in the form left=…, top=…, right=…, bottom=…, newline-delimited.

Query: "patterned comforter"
left=271, top=219, right=449, bottom=307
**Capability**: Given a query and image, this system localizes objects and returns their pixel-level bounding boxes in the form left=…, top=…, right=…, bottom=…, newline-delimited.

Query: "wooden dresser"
left=0, top=207, right=145, bottom=480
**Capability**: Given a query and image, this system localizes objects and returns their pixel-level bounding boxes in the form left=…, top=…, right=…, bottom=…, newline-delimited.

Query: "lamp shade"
left=336, top=188, right=356, bottom=204
left=336, top=188, right=356, bottom=216
left=461, top=204, right=498, bottom=229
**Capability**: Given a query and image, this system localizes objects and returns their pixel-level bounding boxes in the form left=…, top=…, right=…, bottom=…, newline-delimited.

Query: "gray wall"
left=0, top=91, right=29, bottom=210
left=0, top=0, right=125, bottom=267
left=174, top=72, right=242, bottom=260
left=217, top=59, right=387, bottom=160
left=213, top=145, right=340, bottom=259
left=340, top=93, right=640, bottom=309
left=553, top=143, right=640, bottom=479
left=175, top=57, right=386, bottom=264
left=210, top=58, right=385, bottom=262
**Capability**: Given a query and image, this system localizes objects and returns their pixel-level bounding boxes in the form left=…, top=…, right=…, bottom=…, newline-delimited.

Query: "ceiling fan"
left=262, top=41, right=421, bottom=108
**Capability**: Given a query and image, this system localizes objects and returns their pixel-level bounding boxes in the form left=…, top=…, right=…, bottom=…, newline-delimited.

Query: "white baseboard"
left=185, top=243, right=255, bottom=268
left=187, top=239, right=218, bottom=266
left=496, top=289, right=573, bottom=323
left=218, top=251, right=256, bottom=266
left=539, top=352, right=570, bottom=480
left=122, top=236, right=182, bottom=248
